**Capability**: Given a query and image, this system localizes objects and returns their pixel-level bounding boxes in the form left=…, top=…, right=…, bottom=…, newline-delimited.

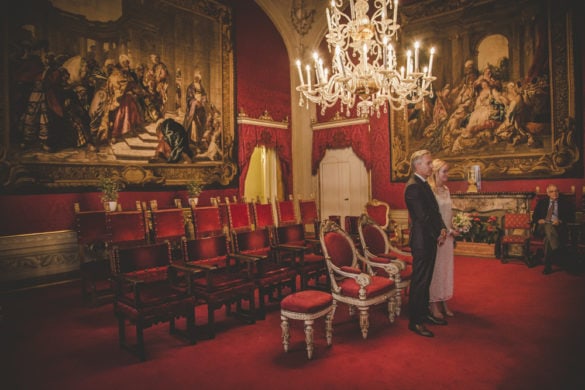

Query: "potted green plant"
left=186, top=181, right=203, bottom=207
left=98, top=177, right=121, bottom=212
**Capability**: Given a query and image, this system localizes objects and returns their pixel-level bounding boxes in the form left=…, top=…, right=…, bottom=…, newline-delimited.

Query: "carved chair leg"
left=280, top=315, right=290, bottom=352
left=187, top=309, right=196, bottom=344
left=304, top=319, right=315, bottom=360
left=207, top=305, right=216, bottom=339
left=395, top=290, right=403, bottom=317
left=387, top=295, right=396, bottom=323
left=358, top=307, right=370, bottom=339
left=136, top=322, right=146, bottom=361
left=117, top=315, right=126, bottom=348
left=325, top=304, right=335, bottom=347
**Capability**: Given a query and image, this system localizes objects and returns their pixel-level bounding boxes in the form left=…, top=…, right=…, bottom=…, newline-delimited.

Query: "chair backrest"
left=253, top=202, right=276, bottom=229
left=111, top=241, right=171, bottom=275
left=503, top=213, right=531, bottom=231
left=75, top=210, right=109, bottom=245
left=227, top=203, right=254, bottom=232
left=358, top=214, right=388, bottom=255
left=365, top=199, right=391, bottom=230
left=276, top=199, right=297, bottom=226
left=107, top=210, right=147, bottom=246
left=299, top=199, right=319, bottom=224
left=150, top=208, right=186, bottom=242
left=232, top=228, right=272, bottom=255
left=276, top=223, right=305, bottom=246
left=299, top=199, right=320, bottom=237
left=192, top=206, right=224, bottom=238
left=320, top=219, right=357, bottom=269
left=182, top=235, right=229, bottom=267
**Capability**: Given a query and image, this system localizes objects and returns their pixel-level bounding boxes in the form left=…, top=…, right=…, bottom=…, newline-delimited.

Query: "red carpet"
left=2, top=256, right=585, bottom=389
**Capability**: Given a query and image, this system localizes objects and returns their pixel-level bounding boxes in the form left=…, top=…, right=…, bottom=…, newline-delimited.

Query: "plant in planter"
left=186, top=181, right=203, bottom=207
left=98, top=177, right=121, bottom=212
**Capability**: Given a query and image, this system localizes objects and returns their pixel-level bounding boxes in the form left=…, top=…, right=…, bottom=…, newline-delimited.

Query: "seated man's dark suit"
left=532, top=194, right=574, bottom=270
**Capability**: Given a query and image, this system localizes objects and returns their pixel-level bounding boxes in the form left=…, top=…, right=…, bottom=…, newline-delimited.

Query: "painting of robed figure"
left=1, top=0, right=237, bottom=190
left=390, top=0, right=581, bottom=182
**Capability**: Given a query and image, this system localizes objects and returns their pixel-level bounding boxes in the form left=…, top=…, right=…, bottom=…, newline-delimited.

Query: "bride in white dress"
left=427, top=159, right=458, bottom=318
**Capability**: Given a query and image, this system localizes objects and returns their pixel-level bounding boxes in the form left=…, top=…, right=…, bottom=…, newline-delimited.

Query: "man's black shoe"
left=424, top=314, right=448, bottom=325
left=408, top=323, right=434, bottom=337
left=542, top=268, right=552, bottom=275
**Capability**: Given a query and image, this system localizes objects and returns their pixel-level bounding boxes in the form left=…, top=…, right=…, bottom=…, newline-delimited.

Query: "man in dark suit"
left=404, top=150, right=448, bottom=337
left=532, top=184, right=575, bottom=275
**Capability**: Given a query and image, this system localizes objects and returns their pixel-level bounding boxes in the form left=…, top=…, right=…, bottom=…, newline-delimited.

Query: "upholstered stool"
left=280, top=290, right=335, bottom=360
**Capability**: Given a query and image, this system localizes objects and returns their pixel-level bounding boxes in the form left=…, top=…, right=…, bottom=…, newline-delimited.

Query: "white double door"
left=319, top=147, right=370, bottom=226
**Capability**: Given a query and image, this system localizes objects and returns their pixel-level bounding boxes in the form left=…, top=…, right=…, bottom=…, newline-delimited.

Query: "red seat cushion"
left=281, top=290, right=333, bottom=313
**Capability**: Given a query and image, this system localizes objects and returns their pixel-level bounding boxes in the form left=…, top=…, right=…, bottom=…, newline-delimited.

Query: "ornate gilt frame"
left=390, top=0, right=581, bottom=182
left=0, top=0, right=237, bottom=191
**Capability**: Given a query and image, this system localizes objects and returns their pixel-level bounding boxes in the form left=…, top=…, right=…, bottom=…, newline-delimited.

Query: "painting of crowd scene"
left=4, top=0, right=234, bottom=169
left=390, top=0, right=580, bottom=181
left=408, top=55, right=550, bottom=157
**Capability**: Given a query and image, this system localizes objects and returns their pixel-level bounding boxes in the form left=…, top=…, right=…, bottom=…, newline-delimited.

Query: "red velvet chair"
left=357, top=213, right=412, bottom=316
left=181, top=235, right=256, bottom=339
left=107, top=210, right=148, bottom=247
left=110, top=241, right=197, bottom=361
left=365, top=199, right=400, bottom=245
left=228, top=202, right=297, bottom=319
left=253, top=201, right=276, bottom=229
left=192, top=206, right=225, bottom=238
left=276, top=199, right=298, bottom=226
left=274, top=222, right=328, bottom=291
left=74, top=208, right=112, bottom=306
left=500, top=213, right=533, bottom=267
left=226, top=202, right=254, bottom=233
left=299, top=199, right=320, bottom=239
left=150, top=207, right=187, bottom=260
left=319, top=219, right=399, bottom=339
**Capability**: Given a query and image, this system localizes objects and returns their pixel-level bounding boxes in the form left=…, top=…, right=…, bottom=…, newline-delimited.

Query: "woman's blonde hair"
left=428, top=158, right=448, bottom=192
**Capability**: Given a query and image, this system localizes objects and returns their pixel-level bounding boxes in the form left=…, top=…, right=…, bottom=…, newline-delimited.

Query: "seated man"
left=532, top=184, right=575, bottom=275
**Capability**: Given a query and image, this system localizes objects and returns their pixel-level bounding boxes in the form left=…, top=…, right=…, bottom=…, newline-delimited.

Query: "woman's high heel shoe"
left=430, top=302, right=444, bottom=319
left=442, top=302, right=454, bottom=317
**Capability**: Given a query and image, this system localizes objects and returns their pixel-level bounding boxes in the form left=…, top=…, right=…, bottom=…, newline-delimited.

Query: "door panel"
left=319, top=148, right=369, bottom=225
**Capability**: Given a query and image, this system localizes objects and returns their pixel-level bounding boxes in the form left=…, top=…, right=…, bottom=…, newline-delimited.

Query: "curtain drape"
left=238, top=124, right=292, bottom=196
left=311, top=123, right=371, bottom=175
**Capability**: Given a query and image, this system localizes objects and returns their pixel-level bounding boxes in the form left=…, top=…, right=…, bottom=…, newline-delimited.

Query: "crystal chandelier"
left=295, top=0, right=436, bottom=117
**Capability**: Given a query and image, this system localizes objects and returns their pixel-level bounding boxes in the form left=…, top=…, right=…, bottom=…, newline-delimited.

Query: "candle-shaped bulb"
left=414, top=41, right=420, bottom=72
left=296, top=60, right=304, bottom=85
left=305, top=64, right=311, bottom=91
left=428, top=47, right=435, bottom=77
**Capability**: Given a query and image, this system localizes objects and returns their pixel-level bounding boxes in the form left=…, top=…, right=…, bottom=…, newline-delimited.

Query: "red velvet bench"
left=280, top=290, right=334, bottom=360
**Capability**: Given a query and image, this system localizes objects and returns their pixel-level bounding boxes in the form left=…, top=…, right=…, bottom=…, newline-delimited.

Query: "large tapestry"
left=0, top=0, right=236, bottom=191
left=390, top=0, right=582, bottom=182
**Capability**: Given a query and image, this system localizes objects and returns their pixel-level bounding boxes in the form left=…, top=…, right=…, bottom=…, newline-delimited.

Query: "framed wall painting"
left=390, top=0, right=582, bottom=182
left=0, top=0, right=237, bottom=191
